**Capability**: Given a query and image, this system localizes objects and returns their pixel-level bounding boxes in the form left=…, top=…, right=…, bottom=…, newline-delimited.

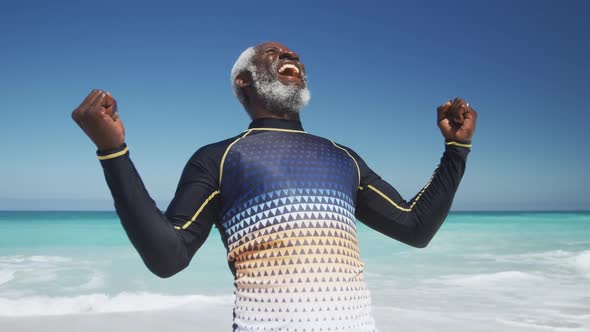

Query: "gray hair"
left=230, top=46, right=256, bottom=105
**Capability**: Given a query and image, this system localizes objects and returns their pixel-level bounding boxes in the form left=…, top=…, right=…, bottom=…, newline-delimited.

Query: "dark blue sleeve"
left=97, top=143, right=221, bottom=277
left=344, top=140, right=470, bottom=248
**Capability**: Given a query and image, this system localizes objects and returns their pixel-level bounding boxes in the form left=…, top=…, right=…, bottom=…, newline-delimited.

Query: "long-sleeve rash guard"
left=96, top=117, right=471, bottom=332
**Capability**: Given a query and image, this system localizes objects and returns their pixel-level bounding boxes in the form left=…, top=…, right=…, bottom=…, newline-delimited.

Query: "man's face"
left=252, top=42, right=307, bottom=89
left=247, top=42, right=310, bottom=114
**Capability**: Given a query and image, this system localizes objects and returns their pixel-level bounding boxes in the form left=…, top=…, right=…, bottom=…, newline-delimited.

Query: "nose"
left=279, top=50, right=299, bottom=62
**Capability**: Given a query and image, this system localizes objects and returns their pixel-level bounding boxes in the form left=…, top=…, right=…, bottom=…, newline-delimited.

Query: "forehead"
left=255, top=41, right=295, bottom=53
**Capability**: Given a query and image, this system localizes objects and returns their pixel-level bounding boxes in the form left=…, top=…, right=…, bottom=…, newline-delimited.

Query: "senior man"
left=72, top=41, right=477, bottom=331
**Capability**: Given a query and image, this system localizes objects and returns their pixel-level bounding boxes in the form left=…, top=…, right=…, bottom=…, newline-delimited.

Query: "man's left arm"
left=348, top=98, right=477, bottom=248
left=348, top=141, right=470, bottom=248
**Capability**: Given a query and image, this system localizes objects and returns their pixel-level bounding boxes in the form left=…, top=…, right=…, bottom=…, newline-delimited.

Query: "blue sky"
left=0, top=0, right=588, bottom=211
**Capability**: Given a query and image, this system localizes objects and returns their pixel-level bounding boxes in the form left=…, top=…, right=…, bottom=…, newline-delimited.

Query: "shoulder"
left=323, top=138, right=364, bottom=164
left=323, top=139, right=376, bottom=183
left=178, top=133, right=246, bottom=186
left=187, top=133, right=245, bottom=165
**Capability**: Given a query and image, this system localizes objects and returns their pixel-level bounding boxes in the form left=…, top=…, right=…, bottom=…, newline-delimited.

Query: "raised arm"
left=71, top=90, right=219, bottom=277
left=347, top=98, right=477, bottom=248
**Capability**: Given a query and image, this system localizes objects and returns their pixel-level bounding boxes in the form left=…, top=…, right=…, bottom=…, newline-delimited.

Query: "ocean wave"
left=60, top=272, right=105, bottom=291
left=28, top=256, right=72, bottom=263
left=571, top=250, right=590, bottom=278
left=0, top=254, right=91, bottom=287
left=0, top=255, right=71, bottom=264
left=496, top=317, right=584, bottom=330
left=468, top=250, right=590, bottom=281
left=0, top=292, right=234, bottom=316
left=564, top=240, right=590, bottom=246
left=78, top=273, right=105, bottom=290
left=427, top=271, right=545, bottom=287
left=470, top=249, right=573, bottom=262
left=0, top=270, right=15, bottom=286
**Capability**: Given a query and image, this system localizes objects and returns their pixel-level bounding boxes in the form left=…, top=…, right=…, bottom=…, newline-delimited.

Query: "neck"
left=249, top=107, right=301, bottom=121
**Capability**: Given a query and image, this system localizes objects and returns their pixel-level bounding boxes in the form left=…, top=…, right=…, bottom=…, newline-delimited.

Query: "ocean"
left=0, top=211, right=588, bottom=331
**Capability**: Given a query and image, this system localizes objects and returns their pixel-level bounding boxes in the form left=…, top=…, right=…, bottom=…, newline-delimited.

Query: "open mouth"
left=277, top=63, right=301, bottom=80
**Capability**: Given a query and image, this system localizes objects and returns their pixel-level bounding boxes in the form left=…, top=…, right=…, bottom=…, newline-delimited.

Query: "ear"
left=235, top=73, right=251, bottom=88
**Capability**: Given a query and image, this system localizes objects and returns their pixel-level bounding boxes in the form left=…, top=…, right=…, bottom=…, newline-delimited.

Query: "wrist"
left=444, top=139, right=471, bottom=161
left=444, top=138, right=472, bottom=149
left=97, top=143, right=128, bottom=160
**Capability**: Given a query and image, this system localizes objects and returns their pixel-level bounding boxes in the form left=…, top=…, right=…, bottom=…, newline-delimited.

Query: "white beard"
left=250, top=62, right=311, bottom=114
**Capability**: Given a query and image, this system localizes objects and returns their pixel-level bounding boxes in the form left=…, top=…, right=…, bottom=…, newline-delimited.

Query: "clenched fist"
left=71, top=89, right=125, bottom=151
left=437, top=97, right=478, bottom=142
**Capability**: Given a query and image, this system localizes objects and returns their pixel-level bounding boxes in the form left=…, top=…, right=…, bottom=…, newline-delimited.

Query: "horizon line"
left=1, top=209, right=589, bottom=213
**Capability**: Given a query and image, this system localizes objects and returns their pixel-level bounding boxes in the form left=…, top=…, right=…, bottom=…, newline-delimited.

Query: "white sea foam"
left=0, top=292, right=234, bottom=316
left=0, top=255, right=91, bottom=288
left=468, top=249, right=590, bottom=279
left=432, top=271, right=545, bottom=287
left=0, top=255, right=71, bottom=264
left=28, top=256, right=71, bottom=263
left=571, top=250, right=590, bottom=278
left=496, top=316, right=585, bottom=331
left=0, top=270, right=15, bottom=286
left=79, top=273, right=104, bottom=290
left=470, top=249, right=573, bottom=263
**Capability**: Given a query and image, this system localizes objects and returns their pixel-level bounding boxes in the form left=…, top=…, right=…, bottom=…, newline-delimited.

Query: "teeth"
left=278, top=63, right=300, bottom=75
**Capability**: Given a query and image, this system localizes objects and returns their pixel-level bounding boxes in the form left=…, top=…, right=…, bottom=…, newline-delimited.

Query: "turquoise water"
left=1, top=211, right=589, bottom=331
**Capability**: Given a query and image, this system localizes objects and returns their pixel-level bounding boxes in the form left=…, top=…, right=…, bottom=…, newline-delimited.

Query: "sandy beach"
left=3, top=304, right=584, bottom=332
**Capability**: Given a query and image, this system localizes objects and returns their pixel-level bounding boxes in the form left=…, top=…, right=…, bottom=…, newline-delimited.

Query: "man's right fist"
left=72, top=89, right=125, bottom=151
left=437, top=97, right=477, bottom=142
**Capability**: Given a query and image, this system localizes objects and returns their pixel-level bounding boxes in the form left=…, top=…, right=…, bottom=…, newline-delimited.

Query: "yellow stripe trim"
left=367, top=184, right=412, bottom=212
left=367, top=164, right=440, bottom=212
left=445, top=141, right=472, bottom=148
left=97, top=147, right=129, bottom=160
left=219, top=130, right=253, bottom=187
left=176, top=190, right=220, bottom=230
left=330, top=141, right=361, bottom=187
left=246, top=127, right=306, bottom=134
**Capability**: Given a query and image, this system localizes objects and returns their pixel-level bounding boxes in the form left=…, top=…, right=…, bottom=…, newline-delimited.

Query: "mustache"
left=251, top=71, right=311, bottom=114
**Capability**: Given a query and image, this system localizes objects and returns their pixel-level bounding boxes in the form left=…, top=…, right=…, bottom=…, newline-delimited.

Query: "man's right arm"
left=72, top=90, right=219, bottom=278
left=97, top=144, right=220, bottom=278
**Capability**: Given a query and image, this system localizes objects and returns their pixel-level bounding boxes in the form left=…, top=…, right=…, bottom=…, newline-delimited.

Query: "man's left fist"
left=71, top=89, right=125, bottom=151
left=437, top=97, right=478, bottom=142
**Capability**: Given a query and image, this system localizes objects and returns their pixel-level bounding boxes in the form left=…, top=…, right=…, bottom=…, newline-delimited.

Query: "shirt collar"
left=248, top=117, right=305, bottom=132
